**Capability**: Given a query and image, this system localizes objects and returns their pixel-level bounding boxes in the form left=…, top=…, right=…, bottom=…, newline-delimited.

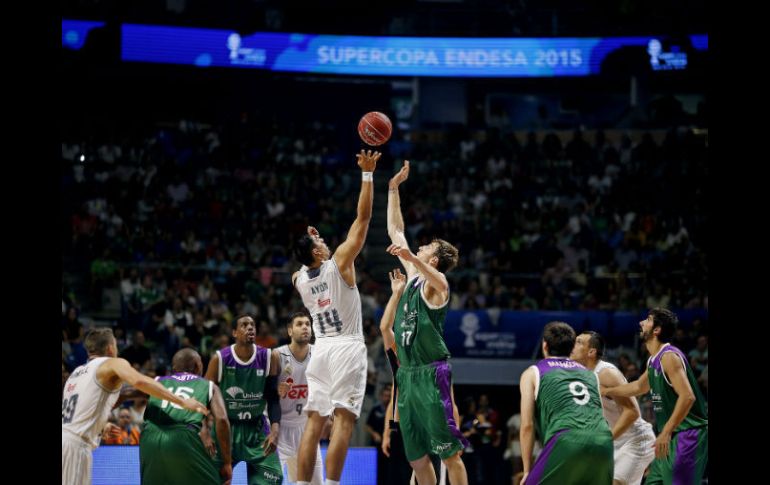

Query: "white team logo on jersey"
left=226, top=386, right=245, bottom=399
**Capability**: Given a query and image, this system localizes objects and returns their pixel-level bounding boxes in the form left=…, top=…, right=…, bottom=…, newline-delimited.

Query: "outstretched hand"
left=386, top=244, right=418, bottom=263
left=389, top=160, right=410, bottom=189
left=181, top=397, right=209, bottom=416
left=307, top=226, right=319, bottom=238
left=278, top=381, right=291, bottom=399
left=356, top=149, right=381, bottom=172
left=389, top=268, right=407, bottom=294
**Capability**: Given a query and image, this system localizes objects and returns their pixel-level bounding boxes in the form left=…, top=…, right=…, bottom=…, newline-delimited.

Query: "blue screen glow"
left=120, top=24, right=707, bottom=78
left=62, top=19, right=105, bottom=50
left=92, top=445, right=376, bottom=485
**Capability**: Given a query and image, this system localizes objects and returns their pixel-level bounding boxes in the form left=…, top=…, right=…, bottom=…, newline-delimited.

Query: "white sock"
left=325, top=480, right=340, bottom=485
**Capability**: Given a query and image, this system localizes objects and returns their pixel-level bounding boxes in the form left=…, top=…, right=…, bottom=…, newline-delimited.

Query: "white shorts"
left=278, top=421, right=323, bottom=485
left=62, top=432, right=92, bottom=485
left=613, top=430, right=656, bottom=485
left=305, top=337, right=367, bottom=418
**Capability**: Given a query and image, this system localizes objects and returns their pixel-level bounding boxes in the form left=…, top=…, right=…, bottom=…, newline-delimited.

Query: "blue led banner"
left=93, top=445, right=376, bottom=485
left=62, top=19, right=105, bottom=50
left=121, top=24, right=707, bottom=77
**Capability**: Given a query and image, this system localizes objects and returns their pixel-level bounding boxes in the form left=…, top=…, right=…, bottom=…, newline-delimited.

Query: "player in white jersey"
left=292, top=149, right=380, bottom=485
left=62, top=327, right=208, bottom=485
left=571, top=331, right=656, bottom=485
left=274, top=312, right=324, bottom=485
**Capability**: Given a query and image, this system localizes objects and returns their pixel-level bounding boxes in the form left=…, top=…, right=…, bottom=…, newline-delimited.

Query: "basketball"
left=357, top=111, right=392, bottom=146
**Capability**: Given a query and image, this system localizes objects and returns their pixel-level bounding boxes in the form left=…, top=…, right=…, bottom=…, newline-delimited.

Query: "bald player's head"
left=171, top=348, right=204, bottom=376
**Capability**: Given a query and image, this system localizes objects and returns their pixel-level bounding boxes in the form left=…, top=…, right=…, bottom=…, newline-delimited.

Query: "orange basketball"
left=357, top=111, right=392, bottom=146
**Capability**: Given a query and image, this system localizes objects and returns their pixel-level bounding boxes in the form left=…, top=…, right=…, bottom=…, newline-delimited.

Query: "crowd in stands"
left=62, top=116, right=708, bottom=462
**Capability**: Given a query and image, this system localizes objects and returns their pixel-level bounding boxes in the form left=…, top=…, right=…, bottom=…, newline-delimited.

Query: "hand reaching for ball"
left=356, top=149, right=381, bottom=172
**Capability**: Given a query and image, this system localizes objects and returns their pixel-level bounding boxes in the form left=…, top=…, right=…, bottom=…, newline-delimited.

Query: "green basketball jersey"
left=533, top=358, right=611, bottom=445
left=646, top=344, right=708, bottom=433
left=393, top=276, right=451, bottom=368
left=217, top=344, right=271, bottom=423
left=144, top=372, right=211, bottom=427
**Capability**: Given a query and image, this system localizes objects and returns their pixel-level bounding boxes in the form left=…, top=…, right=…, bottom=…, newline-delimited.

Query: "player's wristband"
left=362, top=172, right=373, bottom=182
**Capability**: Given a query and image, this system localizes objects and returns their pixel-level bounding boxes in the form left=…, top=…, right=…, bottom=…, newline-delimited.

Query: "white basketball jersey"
left=62, top=357, right=120, bottom=449
left=276, top=344, right=313, bottom=426
left=595, top=360, right=654, bottom=443
left=295, top=258, right=363, bottom=341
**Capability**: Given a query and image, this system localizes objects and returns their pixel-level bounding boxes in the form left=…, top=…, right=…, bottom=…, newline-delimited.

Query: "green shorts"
left=213, top=419, right=283, bottom=485
left=140, top=422, right=221, bottom=485
left=645, top=426, right=708, bottom=485
left=395, top=361, right=469, bottom=462
left=524, top=428, right=614, bottom=485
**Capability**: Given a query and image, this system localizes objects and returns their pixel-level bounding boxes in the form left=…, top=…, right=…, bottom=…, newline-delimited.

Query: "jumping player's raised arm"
left=379, top=268, right=407, bottom=350
left=386, top=244, right=449, bottom=299
left=387, top=160, right=417, bottom=280
left=332, top=149, right=381, bottom=285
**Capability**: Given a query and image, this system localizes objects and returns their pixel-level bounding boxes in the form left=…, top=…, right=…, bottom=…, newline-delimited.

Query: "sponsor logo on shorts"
left=435, top=442, right=454, bottom=453
left=263, top=471, right=281, bottom=481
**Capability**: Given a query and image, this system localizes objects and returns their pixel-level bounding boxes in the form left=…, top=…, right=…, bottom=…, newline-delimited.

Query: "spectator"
left=253, top=319, right=277, bottom=348
left=120, top=330, right=152, bottom=371
left=102, top=408, right=141, bottom=445
left=688, top=335, right=708, bottom=377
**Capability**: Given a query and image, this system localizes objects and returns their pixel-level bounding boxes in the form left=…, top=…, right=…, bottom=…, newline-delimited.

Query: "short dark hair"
left=649, top=307, right=678, bottom=342
left=172, top=348, right=201, bottom=374
left=432, top=238, right=459, bottom=273
left=232, top=314, right=255, bottom=331
left=543, top=321, right=576, bottom=357
left=581, top=331, right=605, bottom=358
left=288, top=310, right=311, bottom=327
left=84, top=328, right=115, bottom=355
left=294, top=234, right=316, bottom=266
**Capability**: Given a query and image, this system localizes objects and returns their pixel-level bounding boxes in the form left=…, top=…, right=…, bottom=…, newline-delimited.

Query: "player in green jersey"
left=603, top=308, right=708, bottom=485
left=140, top=348, right=232, bottom=485
left=204, top=315, right=283, bottom=485
left=519, top=321, right=614, bottom=485
left=385, top=160, right=469, bottom=485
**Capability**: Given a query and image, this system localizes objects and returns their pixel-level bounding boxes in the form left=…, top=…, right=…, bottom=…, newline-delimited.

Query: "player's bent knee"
left=409, top=455, right=432, bottom=470
left=333, top=407, right=356, bottom=423
left=442, top=451, right=463, bottom=466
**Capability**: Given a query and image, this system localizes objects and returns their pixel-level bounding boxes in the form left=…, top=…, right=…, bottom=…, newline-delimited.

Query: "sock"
left=325, top=480, right=340, bottom=485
